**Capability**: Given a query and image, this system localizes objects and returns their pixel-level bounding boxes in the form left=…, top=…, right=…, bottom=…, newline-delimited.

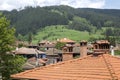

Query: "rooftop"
left=11, top=54, right=120, bottom=80
left=40, top=43, right=55, bottom=48
left=39, top=40, right=50, bottom=44
left=58, top=38, right=75, bottom=43
left=15, top=47, right=45, bottom=54
left=46, top=48, right=63, bottom=55
left=95, top=40, right=110, bottom=44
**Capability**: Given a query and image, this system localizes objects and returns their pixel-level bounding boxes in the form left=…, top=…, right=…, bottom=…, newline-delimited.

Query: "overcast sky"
left=0, top=0, right=120, bottom=11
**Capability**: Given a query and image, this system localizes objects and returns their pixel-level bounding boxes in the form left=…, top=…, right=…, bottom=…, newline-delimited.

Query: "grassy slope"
left=33, top=25, right=103, bottom=43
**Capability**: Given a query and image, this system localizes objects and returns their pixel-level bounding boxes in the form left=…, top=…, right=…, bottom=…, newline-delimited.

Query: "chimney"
left=110, top=45, right=114, bottom=56
left=62, top=45, right=73, bottom=61
left=16, top=47, right=18, bottom=51
left=80, top=40, right=87, bottom=57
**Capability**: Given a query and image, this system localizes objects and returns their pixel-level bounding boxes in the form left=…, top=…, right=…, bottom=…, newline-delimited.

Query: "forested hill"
left=1, top=5, right=120, bottom=36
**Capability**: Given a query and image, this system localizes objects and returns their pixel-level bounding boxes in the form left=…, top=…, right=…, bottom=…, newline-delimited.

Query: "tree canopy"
left=55, top=42, right=66, bottom=50
left=68, top=16, right=96, bottom=33
left=0, top=13, right=25, bottom=80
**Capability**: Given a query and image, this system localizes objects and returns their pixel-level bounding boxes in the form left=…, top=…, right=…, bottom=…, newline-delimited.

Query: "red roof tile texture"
left=11, top=54, right=120, bottom=80
left=96, top=40, right=110, bottom=44
left=58, top=38, right=75, bottom=43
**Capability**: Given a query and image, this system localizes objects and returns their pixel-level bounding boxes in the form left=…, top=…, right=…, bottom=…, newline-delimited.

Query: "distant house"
left=38, top=40, right=50, bottom=46
left=11, top=53, right=120, bottom=80
left=62, top=44, right=74, bottom=61
left=11, top=40, right=120, bottom=80
left=46, top=48, right=63, bottom=64
left=92, top=40, right=110, bottom=54
left=27, top=44, right=38, bottom=49
left=38, top=40, right=56, bottom=50
left=15, top=47, right=46, bottom=59
left=15, top=47, right=47, bottom=70
left=58, top=38, right=76, bottom=45
left=93, top=40, right=110, bottom=49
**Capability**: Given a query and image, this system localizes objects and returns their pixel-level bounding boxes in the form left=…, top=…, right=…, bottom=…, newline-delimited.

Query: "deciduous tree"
left=0, top=13, right=25, bottom=80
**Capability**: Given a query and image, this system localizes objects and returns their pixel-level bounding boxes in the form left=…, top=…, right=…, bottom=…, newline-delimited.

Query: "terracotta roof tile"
left=15, top=47, right=45, bottom=54
left=58, top=38, right=75, bottom=43
left=95, top=40, right=110, bottom=44
left=11, top=54, right=120, bottom=80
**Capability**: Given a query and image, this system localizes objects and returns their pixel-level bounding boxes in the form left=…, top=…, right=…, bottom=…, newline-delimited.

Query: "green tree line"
left=1, top=5, right=120, bottom=41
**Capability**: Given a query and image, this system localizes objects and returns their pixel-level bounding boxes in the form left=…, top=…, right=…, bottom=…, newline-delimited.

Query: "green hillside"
left=33, top=25, right=103, bottom=43
left=1, top=5, right=119, bottom=44
left=1, top=5, right=120, bottom=36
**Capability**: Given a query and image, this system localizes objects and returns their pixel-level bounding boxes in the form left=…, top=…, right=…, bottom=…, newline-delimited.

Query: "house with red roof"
left=11, top=53, right=120, bottom=80
left=11, top=40, right=120, bottom=80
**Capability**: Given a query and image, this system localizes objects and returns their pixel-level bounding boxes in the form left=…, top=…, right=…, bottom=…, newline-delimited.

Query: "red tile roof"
left=58, top=38, right=75, bottom=43
left=95, top=40, right=110, bottom=44
left=11, top=54, right=120, bottom=80
left=15, top=47, right=45, bottom=54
